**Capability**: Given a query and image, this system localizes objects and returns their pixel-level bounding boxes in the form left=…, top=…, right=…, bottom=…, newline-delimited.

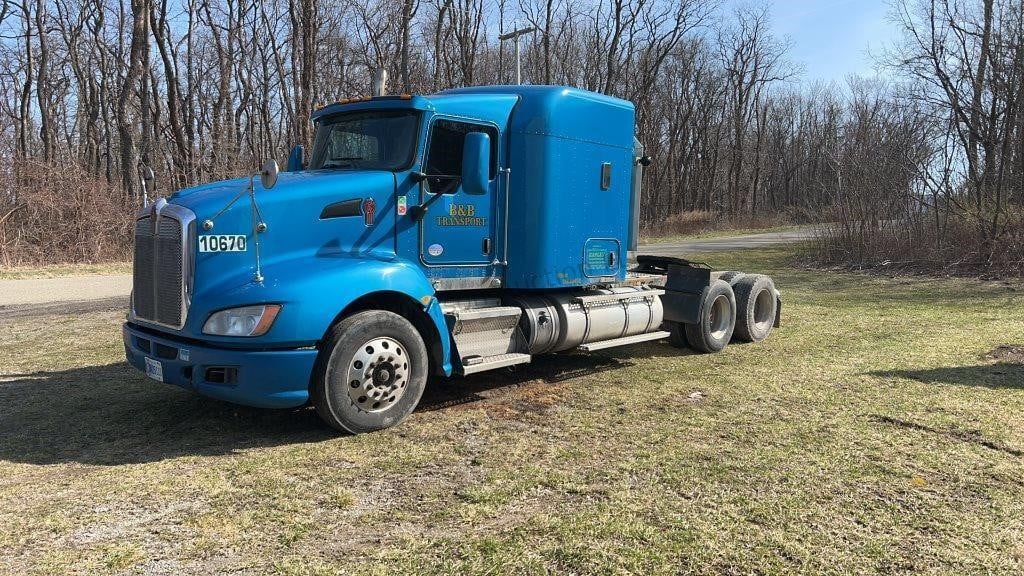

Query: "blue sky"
left=765, top=0, right=897, bottom=83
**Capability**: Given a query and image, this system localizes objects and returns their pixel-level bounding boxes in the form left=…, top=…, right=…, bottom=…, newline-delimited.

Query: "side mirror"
left=461, top=132, right=490, bottom=196
left=261, top=159, right=280, bottom=189
left=287, top=144, right=305, bottom=172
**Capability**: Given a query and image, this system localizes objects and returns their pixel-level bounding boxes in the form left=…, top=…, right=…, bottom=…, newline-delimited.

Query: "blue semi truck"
left=124, top=85, right=780, bottom=433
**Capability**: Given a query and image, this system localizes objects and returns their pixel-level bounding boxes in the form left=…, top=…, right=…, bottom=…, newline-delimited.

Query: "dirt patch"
left=418, top=355, right=628, bottom=419
left=983, top=345, right=1024, bottom=364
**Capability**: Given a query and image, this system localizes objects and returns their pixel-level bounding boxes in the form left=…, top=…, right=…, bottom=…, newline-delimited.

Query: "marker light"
left=203, top=305, right=281, bottom=337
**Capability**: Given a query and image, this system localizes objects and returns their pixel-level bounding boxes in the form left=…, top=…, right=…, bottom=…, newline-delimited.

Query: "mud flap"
left=637, top=255, right=712, bottom=325
left=774, top=289, right=782, bottom=328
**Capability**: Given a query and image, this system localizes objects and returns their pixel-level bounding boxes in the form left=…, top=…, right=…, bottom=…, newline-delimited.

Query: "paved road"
left=0, top=274, right=131, bottom=320
left=0, top=226, right=815, bottom=318
left=638, top=227, right=814, bottom=256
left=0, top=274, right=132, bottom=306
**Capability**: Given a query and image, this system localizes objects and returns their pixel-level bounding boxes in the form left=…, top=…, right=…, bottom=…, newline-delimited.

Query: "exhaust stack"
left=372, top=69, right=388, bottom=97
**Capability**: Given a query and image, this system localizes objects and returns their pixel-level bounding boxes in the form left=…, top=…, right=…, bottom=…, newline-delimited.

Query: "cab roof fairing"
left=310, top=95, right=431, bottom=122
left=309, top=92, right=524, bottom=126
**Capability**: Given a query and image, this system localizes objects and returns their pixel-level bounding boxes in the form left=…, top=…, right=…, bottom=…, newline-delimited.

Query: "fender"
left=183, top=254, right=452, bottom=376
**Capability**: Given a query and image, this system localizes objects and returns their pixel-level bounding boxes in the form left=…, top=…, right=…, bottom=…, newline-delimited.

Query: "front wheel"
left=312, top=310, right=428, bottom=434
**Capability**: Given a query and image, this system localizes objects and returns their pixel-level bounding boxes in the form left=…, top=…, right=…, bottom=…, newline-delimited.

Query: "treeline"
left=0, top=0, right=1021, bottom=273
left=815, top=0, right=1024, bottom=273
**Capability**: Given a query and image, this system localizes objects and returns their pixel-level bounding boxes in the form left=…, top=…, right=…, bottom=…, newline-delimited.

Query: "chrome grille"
left=132, top=201, right=195, bottom=329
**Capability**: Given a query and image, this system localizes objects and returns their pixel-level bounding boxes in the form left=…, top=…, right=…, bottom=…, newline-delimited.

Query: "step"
left=577, top=330, right=672, bottom=352
left=440, top=298, right=502, bottom=314
left=458, top=353, right=532, bottom=375
left=448, top=305, right=522, bottom=327
left=447, top=306, right=524, bottom=360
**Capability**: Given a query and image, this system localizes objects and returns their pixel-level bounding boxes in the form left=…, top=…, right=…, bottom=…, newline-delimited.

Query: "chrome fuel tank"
left=507, top=286, right=664, bottom=354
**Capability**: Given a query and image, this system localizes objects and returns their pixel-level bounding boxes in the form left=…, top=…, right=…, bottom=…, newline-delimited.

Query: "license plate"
left=144, top=357, right=164, bottom=382
left=198, top=234, right=247, bottom=252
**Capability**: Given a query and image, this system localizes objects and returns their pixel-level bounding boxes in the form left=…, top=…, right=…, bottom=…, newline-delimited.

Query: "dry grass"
left=810, top=211, right=1024, bottom=278
left=0, top=160, right=136, bottom=267
left=1, top=246, right=1023, bottom=575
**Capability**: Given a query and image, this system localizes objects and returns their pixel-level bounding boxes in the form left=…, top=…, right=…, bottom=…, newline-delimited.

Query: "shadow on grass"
left=0, top=363, right=332, bottom=466
left=0, top=353, right=647, bottom=466
left=870, top=414, right=1023, bottom=457
left=869, top=363, right=1024, bottom=389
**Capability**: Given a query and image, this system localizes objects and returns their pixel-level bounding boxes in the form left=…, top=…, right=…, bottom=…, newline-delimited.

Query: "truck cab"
left=123, top=85, right=780, bottom=433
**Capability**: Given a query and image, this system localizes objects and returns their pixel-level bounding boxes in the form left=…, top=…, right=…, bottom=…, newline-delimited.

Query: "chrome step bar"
left=459, top=353, right=532, bottom=375
left=577, top=330, right=671, bottom=352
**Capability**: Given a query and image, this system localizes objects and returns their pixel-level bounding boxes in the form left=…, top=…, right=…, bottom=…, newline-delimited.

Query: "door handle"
left=608, top=252, right=617, bottom=267
left=482, top=237, right=492, bottom=255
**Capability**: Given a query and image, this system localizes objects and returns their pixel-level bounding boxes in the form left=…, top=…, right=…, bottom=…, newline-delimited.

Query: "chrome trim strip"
left=429, top=276, right=502, bottom=291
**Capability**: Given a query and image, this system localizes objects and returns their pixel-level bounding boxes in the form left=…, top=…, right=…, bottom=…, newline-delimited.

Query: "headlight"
left=202, top=305, right=281, bottom=337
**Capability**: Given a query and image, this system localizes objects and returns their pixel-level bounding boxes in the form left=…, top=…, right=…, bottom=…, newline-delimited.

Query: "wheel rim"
left=708, top=295, right=731, bottom=340
left=753, top=288, right=774, bottom=332
left=346, top=336, right=409, bottom=413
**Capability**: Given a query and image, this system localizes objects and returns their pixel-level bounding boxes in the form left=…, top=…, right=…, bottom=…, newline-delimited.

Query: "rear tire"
left=733, top=274, right=777, bottom=343
left=718, top=270, right=745, bottom=285
left=312, top=310, right=428, bottom=434
left=683, top=280, right=737, bottom=353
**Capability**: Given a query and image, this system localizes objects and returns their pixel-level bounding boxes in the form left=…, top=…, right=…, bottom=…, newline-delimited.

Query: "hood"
left=167, top=169, right=400, bottom=306
left=170, top=169, right=385, bottom=214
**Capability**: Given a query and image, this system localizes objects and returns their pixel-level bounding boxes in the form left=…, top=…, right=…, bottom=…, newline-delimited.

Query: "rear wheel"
left=684, top=280, right=737, bottom=353
left=312, top=310, right=428, bottom=434
left=718, top=270, right=745, bottom=285
left=733, top=274, right=777, bottom=343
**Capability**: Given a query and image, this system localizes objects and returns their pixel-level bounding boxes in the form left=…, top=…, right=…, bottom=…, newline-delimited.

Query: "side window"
left=423, top=119, right=498, bottom=194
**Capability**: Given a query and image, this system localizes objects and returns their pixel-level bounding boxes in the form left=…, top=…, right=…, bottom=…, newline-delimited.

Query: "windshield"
left=309, top=110, right=419, bottom=171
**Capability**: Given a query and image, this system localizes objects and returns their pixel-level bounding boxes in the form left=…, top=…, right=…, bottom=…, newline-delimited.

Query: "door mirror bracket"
left=409, top=179, right=448, bottom=221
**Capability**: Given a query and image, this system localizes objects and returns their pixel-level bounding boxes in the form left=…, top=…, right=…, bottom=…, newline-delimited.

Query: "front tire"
left=312, top=310, right=428, bottom=434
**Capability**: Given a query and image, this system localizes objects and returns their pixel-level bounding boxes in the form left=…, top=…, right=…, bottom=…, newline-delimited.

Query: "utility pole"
left=499, top=25, right=536, bottom=85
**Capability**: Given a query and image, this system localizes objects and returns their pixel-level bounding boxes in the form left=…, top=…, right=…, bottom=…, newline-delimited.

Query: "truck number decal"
left=198, top=235, right=247, bottom=253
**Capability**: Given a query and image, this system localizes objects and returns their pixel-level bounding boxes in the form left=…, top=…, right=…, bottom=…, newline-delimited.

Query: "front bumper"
left=123, top=323, right=317, bottom=409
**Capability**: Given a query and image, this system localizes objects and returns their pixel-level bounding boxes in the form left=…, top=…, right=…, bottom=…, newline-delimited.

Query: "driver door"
left=419, top=118, right=499, bottom=269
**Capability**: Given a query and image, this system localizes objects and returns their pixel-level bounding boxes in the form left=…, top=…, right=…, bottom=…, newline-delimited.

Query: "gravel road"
left=638, top=228, right=813, bottom=256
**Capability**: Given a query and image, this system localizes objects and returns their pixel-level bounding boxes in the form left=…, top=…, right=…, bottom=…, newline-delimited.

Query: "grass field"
left=1, top=246, right=1023, bottom=575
